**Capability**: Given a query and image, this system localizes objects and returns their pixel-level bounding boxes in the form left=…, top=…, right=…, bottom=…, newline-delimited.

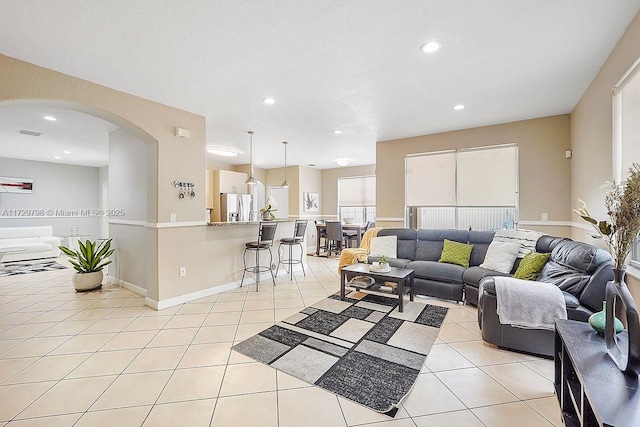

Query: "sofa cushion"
left=538, top=240, right=612, bottom=290
left=388, top=258, right=412, bottom=268
left=415, top=229, right=469, bottom=261
left=0, top=243, right=51, bottom=252
left=480, top=241, right=521, bottom=273
left=378, top=228, right=417, bottom=260
left=407, top=260, right=465, bottom=284
left=463, top=266, right=511, bottom=287
left=439, top=239, right=474, bottom=268
left=370, top=235, right=397, bottom=258
left=0, top=237, right=41, bottom=247
left=0, top=226, right=54, bottom=239
left=468, top=230, right=496, bottom=267
left=513, top=251, right=551, bottom=280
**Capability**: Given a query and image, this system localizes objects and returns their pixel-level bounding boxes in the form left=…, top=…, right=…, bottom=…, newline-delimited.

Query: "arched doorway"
left=0, top=99, right=159, bottom=299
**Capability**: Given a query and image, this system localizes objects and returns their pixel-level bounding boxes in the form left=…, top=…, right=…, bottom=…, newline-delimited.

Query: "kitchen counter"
left=207, top=218, right=292, bottom=226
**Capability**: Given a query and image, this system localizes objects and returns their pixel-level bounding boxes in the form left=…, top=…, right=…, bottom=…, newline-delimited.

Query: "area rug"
left=232, top=292, right=448, bottom=415
left=0, top=260, right=67, bottom=277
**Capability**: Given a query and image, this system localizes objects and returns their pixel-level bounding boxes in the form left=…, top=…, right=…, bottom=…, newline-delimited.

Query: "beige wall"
left=298, top=166, right=322, bottom=217
left=376, top=115, right=571, bottom=228
left=321, top=165, right=377, bottom=218
left=570, top=12, right=640, bottom=244
left=0, top=54, right=207, bottom=305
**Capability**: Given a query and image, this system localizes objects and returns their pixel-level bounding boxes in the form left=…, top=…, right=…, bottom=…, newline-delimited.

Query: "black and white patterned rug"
left=233, top=292, right=448, bottom=415
left=0, top=260, right=67, bottom=277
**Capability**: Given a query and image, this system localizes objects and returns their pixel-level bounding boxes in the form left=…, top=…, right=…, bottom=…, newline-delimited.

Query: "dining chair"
left=325, top=221, right=346, bottom=256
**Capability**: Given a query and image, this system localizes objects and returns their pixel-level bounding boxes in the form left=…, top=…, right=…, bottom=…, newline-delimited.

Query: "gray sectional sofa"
left=369, top=228, right=500, bottom=303
left=366, top=227, right=614, bottom=357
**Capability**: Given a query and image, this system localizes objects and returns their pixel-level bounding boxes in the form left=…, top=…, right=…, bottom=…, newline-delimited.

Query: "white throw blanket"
left=493, top=276, right=567, bottom=331
left=493, top=229, right=545, bottom=258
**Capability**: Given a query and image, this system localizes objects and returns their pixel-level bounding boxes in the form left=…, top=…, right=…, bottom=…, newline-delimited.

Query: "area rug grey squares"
left=232, top=292, right=448, bottom=415
left=0, top=260, right=67, bottom=277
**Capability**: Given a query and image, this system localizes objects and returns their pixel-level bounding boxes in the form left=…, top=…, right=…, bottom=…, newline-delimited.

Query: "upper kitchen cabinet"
left=215, top=170, right=248, bottom=194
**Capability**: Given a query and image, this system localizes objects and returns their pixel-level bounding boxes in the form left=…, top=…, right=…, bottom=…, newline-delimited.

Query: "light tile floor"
left=0, top=256, right=563, bottom=426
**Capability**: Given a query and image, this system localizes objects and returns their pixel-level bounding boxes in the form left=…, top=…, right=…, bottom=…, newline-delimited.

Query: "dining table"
left=315, top=222, right=367, bottom=256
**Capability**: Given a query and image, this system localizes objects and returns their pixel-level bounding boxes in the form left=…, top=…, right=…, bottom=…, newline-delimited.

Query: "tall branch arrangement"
left=574, top=163, right=640, bottom=270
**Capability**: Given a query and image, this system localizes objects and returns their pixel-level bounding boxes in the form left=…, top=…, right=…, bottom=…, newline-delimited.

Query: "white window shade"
left=338, top=176, right=376, bottom=206
left=622, top=74, right=640, bottom=176
left=406, top=152, right=456, bottom=206
left=456, top=146, right=517, bottom=207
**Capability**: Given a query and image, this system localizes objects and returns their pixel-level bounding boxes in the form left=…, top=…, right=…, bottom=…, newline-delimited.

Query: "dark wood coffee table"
left=340, top=263, right=414, bottom=312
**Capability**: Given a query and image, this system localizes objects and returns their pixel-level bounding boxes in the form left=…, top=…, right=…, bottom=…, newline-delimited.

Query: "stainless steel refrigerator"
left=220, top=193, right=252, bottom=222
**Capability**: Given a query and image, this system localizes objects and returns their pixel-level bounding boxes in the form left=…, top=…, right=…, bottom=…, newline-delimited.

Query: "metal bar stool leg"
left=276, top=243, right=282, bottom=277
left=269, top=248, right=276, bottom=285
left=289, top=244, right=294, bottom=280
left=240, top=248, right=248, bottom=287
left=298, top=242, right=306, bottom=277
left=255, top=247, right=260, bottom=292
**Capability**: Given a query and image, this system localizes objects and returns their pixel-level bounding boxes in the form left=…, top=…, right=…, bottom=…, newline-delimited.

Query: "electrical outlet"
left=541, top=212, right=549, bottom=221
left=179, top=267, right=186, bottom=277
left=170, top=213, right=177, bottom=223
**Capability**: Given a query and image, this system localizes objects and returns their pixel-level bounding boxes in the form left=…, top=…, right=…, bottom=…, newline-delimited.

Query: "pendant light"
left=281, top=141, right=290, bottom=188
left=245, top=131, right=257, bottom=185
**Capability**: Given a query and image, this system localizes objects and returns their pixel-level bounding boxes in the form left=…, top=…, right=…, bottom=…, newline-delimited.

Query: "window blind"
left=456, top=146, right=517, bottom=206
left=405, top=151, right=456, bottom=206
left=338, top=176, right=376, bottom=206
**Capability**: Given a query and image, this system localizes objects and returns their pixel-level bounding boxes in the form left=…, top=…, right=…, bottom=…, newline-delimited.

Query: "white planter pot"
left=73, top=271, right=103, bottom=292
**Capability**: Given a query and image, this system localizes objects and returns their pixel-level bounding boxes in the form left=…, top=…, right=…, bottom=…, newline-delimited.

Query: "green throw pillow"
left=439, top=239, right=474, bottom=268
left=513, top=251, right=551, bottom=280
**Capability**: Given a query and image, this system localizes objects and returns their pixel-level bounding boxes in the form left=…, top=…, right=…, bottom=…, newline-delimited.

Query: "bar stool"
left=277, top=220, right=308, bottom=280
left=241, top=221, right=278, bottom=291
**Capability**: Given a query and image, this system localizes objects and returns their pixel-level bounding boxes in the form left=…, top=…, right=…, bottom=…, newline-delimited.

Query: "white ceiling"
left=0, top=105, right=117, bottom=167
left=0, top=0, right=638, bottom=169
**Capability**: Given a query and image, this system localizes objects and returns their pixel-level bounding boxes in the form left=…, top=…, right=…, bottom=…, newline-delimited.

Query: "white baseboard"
left=105, top=274, right=147, bottom=297
left=145, top=267, right=304, bottom=311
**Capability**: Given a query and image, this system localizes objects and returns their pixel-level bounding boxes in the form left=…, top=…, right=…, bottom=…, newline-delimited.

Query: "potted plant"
left=378, top=255, right=390, bottom=270
left=574, top=163, right=640, bottom=373
left=59, top=239, right=114, bottom=292
left=260, top=204, right=277, bottom=220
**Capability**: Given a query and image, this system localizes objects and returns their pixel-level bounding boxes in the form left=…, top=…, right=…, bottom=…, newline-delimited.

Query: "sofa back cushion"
left=536, top=235, right=567, bottom=253
left=468, top=230, right=496, bottom=267
left=538, top=239, right=612, bottom=299
left=369, top=235, right=397, bottom=258
left=0, top=226, right=54, bottom=240
left=416, top=229, right=469, bottom=261
left=377, top=228, right=416, bottom=260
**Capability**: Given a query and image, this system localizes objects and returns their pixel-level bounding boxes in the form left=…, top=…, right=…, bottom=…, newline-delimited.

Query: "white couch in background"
left=0, top=226, right=61, bottom=263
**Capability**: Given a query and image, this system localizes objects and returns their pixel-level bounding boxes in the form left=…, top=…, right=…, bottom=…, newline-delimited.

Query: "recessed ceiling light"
left=53, top=156, right=61, bottom=159
left=263, top=98, right=276, bottom=105
left=420, top=41, right=441, bottom=53
left=43, top=115, right=57, bottom=121
left=333, top=130, right=343, bottom=134
left=206, top=146, right=240, bottom=156
left=335, top=158, right=352, bottom=167
left=63, top=150, right=71, bottom=154
left=453, top=104, right=465, bottom=110
left=307, top=164, right=317, bottom=167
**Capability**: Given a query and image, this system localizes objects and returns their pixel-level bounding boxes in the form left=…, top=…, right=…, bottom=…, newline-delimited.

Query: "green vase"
left=589, top=301, right=623, bottom=336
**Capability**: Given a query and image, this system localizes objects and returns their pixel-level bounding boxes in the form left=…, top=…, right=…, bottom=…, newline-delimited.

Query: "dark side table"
left=555, top=319, right=640, bottom=426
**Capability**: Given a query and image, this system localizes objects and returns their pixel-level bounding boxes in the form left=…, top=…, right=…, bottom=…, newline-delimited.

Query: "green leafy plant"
left=379, top=255, right=388, bottom=264
left=259, top=204, right=278, bottom=220
left=59, top=239, right=115, bottom=273
left=574, top=163, right=640, bottom=270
